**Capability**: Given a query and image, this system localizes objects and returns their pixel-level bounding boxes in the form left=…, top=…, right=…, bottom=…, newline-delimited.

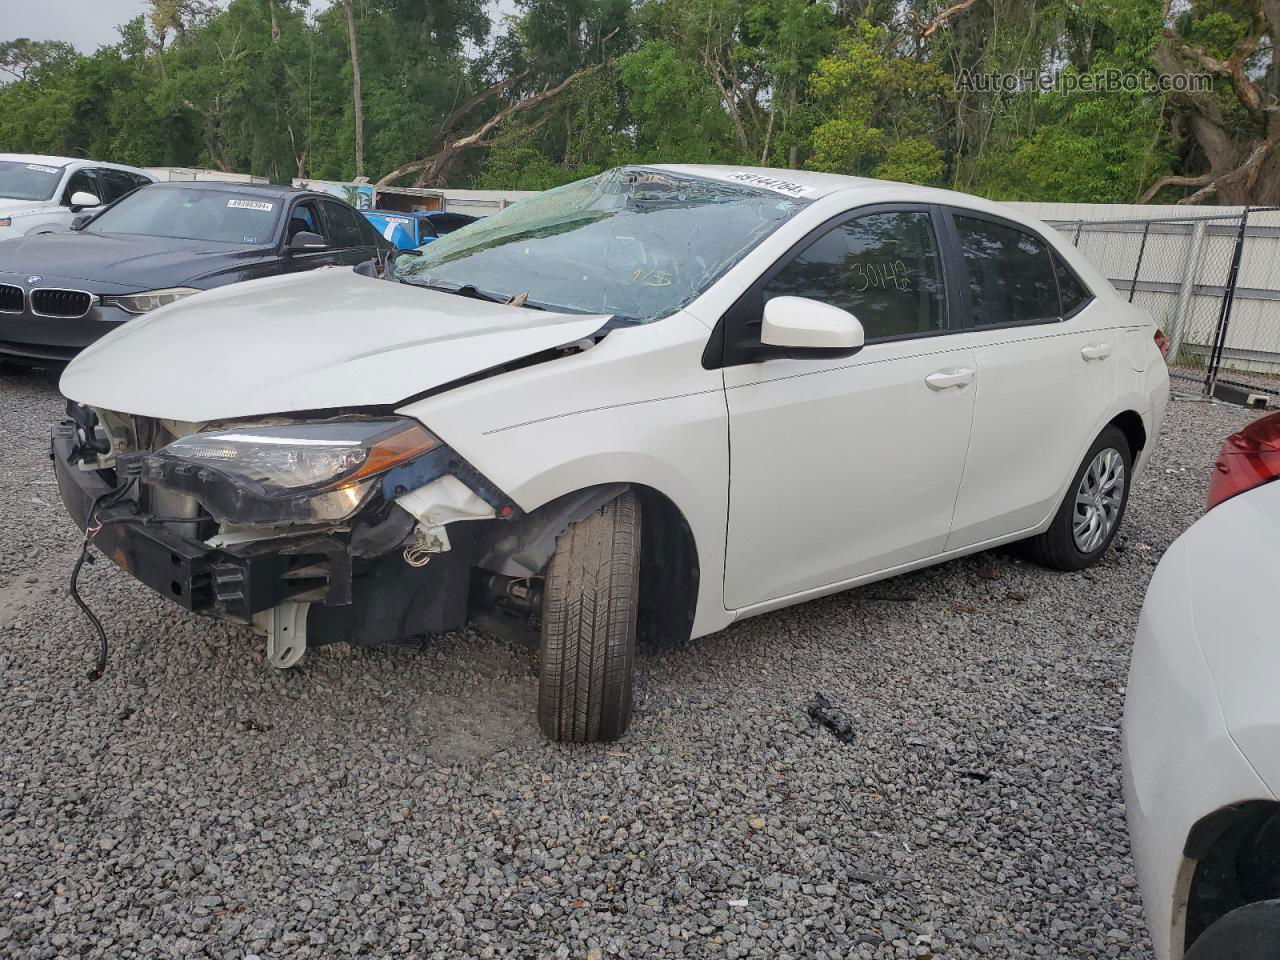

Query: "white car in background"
left=0, top=154, right=154, bottom=240
left=53, top=165, right=1168, bottom=741
left=1125, top=412, right=1280, bottom=960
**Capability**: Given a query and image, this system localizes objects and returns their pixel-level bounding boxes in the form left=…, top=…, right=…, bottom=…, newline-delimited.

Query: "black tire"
left=538, top=491, right=641, bottom=742
left=1187, top=900, right=1280, bottom=960
left=1023, top=425, right=1132, bottom=571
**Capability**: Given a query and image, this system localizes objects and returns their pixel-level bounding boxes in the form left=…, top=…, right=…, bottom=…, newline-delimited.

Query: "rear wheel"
left=1023, top=425, right=1131, bottom=571
left=538, top=491, right=641, bottom=742
left=1187, top=901, right=1280, bottom=959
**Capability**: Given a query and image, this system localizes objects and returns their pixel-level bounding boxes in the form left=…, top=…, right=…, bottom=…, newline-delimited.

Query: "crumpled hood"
left=61, top=268, right=611, bottom=423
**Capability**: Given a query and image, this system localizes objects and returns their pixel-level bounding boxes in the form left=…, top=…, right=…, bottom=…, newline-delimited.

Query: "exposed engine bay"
left=54, top=401, right=624, bottom=671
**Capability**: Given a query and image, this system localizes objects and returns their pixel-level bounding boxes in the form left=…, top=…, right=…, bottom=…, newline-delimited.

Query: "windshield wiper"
left=400, top=278, right=545, bottom=310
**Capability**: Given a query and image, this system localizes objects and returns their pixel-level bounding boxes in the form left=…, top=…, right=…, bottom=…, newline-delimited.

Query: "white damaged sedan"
left=54, top=165, right=1169, bottom=741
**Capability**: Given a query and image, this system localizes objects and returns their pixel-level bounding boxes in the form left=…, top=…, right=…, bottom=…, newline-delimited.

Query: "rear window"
left=88, top=188, right=282, bottom=244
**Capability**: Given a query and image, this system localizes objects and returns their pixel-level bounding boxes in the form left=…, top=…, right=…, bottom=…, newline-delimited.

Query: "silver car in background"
left=0, top=154, right=154, bottom=240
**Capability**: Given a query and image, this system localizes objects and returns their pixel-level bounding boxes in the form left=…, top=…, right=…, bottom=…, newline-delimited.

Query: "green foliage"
left=0, top=0, right=1260, bottom=203
left=875, top=139, right=945, bottom=185
left=804, top=23, right=951, bottom=183
left=618, top=39, right=738, bottom=163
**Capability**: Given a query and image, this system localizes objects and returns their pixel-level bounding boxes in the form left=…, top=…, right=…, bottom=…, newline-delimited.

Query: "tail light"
left=1154, top=328, right=1171, bottom=360
left=1206, top=412, right=1280, bottom=511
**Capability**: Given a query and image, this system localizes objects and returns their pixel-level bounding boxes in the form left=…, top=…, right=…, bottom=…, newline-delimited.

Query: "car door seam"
left=942, top=344, right=982, bottom=552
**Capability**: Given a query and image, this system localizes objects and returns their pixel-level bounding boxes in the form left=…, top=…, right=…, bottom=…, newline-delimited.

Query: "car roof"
left=144, top=180, right=319, bottom=200
left=651, top=164, right=883, bottom=198
left=0, top=153, right=151, bottom=176
left=652, top=163, right=1028, bottom=209
left=651, top=163, right=1063, bottom=233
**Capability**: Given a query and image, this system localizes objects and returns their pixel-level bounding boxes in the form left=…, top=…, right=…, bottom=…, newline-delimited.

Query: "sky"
left=5, top=0, right=152, bottom=52
left=4, top=0, right=517, bottom=53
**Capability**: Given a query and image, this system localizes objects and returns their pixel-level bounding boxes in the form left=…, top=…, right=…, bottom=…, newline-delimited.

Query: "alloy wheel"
left=1073, top=447, right=1125, bottom=553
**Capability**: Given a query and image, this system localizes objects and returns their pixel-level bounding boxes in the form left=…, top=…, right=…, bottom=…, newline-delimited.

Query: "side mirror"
left=287, top=231, right=327, bottom=253
left=68, top=191, right=101, bottom=211
left=761, top=296, right=865, bottom=353
left=71, top=214, right=92, bottom=231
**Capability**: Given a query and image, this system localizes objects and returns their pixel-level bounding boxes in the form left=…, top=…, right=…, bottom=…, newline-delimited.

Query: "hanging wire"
left=70, top=480, right=136, bottom=681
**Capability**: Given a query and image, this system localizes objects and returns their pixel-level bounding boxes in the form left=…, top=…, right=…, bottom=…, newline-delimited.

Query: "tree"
left=375, top=61, right=607, bottom=186
left=0, top=0, right=1261, bottom=202
left=804, top=21, right=953, bottom=184
left=1143, top=0, right=1280, bottom=203
left=0, top=39, right=77, bottom=83
left=340, top=0, right=365, bottom=178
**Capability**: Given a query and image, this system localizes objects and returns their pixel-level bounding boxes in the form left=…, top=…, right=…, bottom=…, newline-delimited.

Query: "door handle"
left=925, top=367, right=975, bottom=390
left=1081, top=343, right=1112, bottom=361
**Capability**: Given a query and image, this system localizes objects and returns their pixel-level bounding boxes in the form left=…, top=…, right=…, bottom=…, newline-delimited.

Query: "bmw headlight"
left=144, top=418, right=441, bottom=524
left=102, top=287, right=201, bottom=314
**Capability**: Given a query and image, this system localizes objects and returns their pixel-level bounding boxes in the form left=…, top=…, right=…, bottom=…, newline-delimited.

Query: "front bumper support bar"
left=52, top=421, right=352, bottom=623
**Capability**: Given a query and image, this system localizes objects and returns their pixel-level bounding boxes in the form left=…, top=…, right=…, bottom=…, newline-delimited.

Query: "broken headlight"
left=144, top=418, right=440, bottom=525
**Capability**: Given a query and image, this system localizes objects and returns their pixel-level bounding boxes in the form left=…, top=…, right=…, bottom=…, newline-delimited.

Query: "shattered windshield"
left=393, top=167, right=810, bottom=322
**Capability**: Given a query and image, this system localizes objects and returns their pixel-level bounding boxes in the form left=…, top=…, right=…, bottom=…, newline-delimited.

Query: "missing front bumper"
left=53, top=420, right=351, bottom=623
left=51, top=420, right=475, bottom=643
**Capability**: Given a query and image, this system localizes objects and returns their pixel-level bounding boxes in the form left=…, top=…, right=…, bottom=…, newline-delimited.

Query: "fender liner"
left=477, top=483, right=629, bottom=578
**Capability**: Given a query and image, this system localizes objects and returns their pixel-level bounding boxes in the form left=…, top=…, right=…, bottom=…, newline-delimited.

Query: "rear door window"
left=321, top=200, right=366, bottom=248
left=98, top=170, right=141, bottom=203
left=953, top=215, right=1061, bottom=325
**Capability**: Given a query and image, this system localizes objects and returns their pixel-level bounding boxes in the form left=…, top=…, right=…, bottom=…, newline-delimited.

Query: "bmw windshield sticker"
left=25, top=164, right=60, bottom=174
left=227, top=199, right=274, bottom=211
left=700, top=170, right=818, bottom=198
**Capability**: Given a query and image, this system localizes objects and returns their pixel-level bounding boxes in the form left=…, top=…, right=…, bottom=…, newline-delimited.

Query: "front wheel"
left=538, top=491, right=641, bottom=742
left=1023, top=425, right=1132, bottom=571
left=1187, top=901, right=1280, bottom=959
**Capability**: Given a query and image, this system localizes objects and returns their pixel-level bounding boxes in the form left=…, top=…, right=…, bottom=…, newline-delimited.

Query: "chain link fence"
left=1049, top=207, right=1280, bottom=399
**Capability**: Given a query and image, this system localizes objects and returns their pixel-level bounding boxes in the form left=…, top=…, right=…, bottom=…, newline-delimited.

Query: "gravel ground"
left=0, top=368, right=1260, bottom=960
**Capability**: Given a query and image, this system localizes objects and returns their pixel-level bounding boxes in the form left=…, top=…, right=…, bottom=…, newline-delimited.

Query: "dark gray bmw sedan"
left=0, top=181, right=391, bottom=366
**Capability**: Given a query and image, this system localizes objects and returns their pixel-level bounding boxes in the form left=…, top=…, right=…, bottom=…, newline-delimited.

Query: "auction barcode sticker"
left=699, top=170, right=818, bottom=198
left=25, top=164, right=60, bottom=174
left=227, top=199, right=274, bottom=211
